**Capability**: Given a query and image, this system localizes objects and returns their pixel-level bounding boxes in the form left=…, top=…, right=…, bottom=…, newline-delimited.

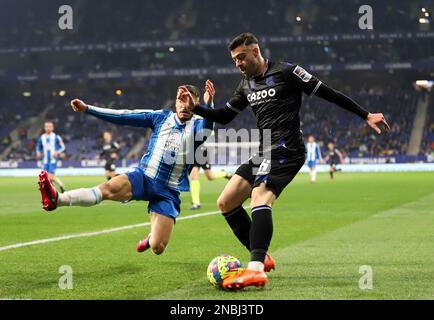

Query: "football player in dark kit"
left=101, top=131, right=120, bottom=180
left=324, top=142, right=344, bottom=180
left=180, top=33, right=390, bottom=290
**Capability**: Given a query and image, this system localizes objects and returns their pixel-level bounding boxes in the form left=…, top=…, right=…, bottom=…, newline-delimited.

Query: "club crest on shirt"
left=265, top=76, right=275, bottom=86
left=293, top=66, right=312, bottom=82
left=162, top=129, right=182, bottom=164
left=164, top=130, right=181, bottom=154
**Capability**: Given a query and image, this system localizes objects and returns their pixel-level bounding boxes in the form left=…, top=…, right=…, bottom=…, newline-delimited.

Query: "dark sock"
left=223, top=206, right=251, bottom=251
left=250, top=206, right=273, bottom=262
left=329, top=171, right=334, bottom=179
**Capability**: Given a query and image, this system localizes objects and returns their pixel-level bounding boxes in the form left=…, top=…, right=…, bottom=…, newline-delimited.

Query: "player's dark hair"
left=183, top=84, right=200, bottom=99
left=228, top=33, right=259, bottom=51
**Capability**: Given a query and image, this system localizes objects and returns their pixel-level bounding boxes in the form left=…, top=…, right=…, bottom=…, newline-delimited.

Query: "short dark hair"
left=183, top=84, right=201, bottom=99
left=228, top=32, right=259, bottom=51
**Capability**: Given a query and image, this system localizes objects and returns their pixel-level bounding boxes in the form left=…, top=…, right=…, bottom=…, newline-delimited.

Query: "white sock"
left=247, top=261, right=264, bottom=272
left=312, top=168, right=317, bottom=182
left=58, top=187, right=102, bottom=207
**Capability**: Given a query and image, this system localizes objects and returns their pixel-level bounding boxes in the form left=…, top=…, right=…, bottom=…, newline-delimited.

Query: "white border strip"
left=1, top=163, right=434, bottom=177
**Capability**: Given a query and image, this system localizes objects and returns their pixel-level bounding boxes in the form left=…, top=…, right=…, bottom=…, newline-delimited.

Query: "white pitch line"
left=0, top=209, right=226, bottom=253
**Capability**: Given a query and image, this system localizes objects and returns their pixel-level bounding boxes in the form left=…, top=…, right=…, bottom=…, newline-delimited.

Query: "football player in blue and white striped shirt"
left=306, top=135, right=322, bottom=183
left=38, top=83, right=214, bottom=255
left=36, top=121, right=66, bottom=193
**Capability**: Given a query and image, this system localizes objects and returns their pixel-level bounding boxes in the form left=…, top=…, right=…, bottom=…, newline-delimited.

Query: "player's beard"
left=178, top=111, right=193, bottom=122
left=243, top=63, right=260, bottom=78
left=240, top=66, right=251, bottom=77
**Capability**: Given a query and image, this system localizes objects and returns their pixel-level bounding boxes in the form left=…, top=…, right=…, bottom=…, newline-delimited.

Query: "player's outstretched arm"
left=365, top=112, right=391, bottom=134
left=70, top=99, right=156, bottom=128
left=70, top=99, right=88, bottom=112
left=314, top=84, right=390, bottom=134
left=199, top=80, right=217, bottom=131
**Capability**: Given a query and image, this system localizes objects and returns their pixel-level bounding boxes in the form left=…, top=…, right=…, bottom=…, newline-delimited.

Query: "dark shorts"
left=105, top=161, right=116, bottom=172
left=329, top=159, right=340, bottom=166
left=193, top=145, right=211, bottom=171
left=192, top=162, right=211, bottom=171
left=235, top=147, right=306, bottom=198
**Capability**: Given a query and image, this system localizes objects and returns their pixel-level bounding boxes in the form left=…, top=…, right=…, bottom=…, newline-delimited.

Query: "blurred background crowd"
left=0, top=0, right=433, bottom=163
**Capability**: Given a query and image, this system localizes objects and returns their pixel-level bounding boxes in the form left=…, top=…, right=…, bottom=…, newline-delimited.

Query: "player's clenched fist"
left=70, top=99, right=88, bottom=112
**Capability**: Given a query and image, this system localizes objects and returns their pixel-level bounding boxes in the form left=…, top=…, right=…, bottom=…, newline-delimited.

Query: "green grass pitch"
left=0, top=172, right=433, bottom=299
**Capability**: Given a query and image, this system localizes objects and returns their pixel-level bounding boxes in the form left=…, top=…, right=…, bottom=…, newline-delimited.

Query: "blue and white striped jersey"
left=36, top=132, right=65, bottom=164
left=86, top=106, right=214, bottom=192
left=306, top=142, right=322, bottom=162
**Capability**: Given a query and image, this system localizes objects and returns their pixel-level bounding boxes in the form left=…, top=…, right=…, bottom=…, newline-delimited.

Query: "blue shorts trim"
left=43, top=163, right=57, bottom=174
left=125, top=167, right=181, bottom=220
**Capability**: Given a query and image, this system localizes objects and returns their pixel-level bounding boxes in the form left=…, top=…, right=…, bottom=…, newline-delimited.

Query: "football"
left=207, top=254, right=242, bottom=288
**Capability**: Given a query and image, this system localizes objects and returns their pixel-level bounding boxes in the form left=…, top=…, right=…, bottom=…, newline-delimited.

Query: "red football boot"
left=222, top=268, right=268, bottom=290
left=264, top=253, right=276, bottom=272
left=38, top=170, right=58, bottom=211
left=136, top=234, right=151, bottom=253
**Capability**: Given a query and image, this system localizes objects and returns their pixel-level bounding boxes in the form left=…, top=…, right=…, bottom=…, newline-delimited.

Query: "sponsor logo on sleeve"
left=293, top=66, right=312, bottom=82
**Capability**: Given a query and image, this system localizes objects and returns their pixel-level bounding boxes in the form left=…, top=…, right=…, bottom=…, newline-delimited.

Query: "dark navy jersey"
left=327, top=148, right=341, bottom=163
left=101, top=141, right=120, bottom=162
left=226, top=60, right=322, bottom=152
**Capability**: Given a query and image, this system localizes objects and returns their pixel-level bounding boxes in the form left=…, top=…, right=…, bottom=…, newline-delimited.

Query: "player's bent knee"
left=99, top=178, right=129, bottom=200
left=205, top=172, right=214, bottom=181
left=217, top=196, right=226, bottom=212
left=98, top=182, right=112, bottom=199
left=217, top=196, right=234, bottom=213
left=151, top=241, right=167, bottom=255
